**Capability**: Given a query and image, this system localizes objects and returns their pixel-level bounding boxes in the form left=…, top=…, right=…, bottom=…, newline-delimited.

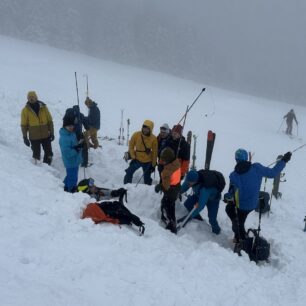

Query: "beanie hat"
left=172, top=124, right=183, bottom=135
left=63, top=114, right=75, bottom=127
left=235, top=148, right=248, bottom=162
left=160, top=147, right=175, bottom=163
left=160, top=123, right=170, bottom=132
left=27, top=91, right=38, bottom=100
left=186, top=170, right=199, bottom=183
left=85, top=97, right=93, bottom=106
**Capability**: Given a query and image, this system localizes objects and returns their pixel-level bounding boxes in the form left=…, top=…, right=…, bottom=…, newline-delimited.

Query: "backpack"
left=241, top=229, right=270, bottom=262
left=255, top=191, right=270, bottom=213
left=197, top=170, right=226, bottom=193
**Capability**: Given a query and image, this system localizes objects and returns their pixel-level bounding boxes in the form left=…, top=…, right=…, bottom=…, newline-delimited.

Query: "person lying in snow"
left=81, top=187, right=145, bottom=235
left=77, top=178, right=127, bottom=201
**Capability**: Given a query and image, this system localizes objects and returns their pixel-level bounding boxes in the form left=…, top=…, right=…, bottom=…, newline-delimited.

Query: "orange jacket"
left=161, top=159, right=181, bottom=191
left=82, top=203, right=119, bottom=224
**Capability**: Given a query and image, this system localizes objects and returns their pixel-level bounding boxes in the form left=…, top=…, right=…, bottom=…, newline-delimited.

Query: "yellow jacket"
left=128, top=120, right=158, bottom=166
left=21, top=102, right=54, bottom=140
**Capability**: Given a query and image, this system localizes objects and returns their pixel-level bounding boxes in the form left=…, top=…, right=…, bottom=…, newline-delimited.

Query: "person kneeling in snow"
left=81, top=198, right=145, bottom=235
left=179, top=169, right=225, bottom=234
left=155, top=147, right=181, bottom=234
left=77, top=178, right=127, bottom=201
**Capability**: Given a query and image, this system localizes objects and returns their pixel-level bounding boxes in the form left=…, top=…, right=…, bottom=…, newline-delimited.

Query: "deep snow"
left=0, top=35, right=306, bottom=306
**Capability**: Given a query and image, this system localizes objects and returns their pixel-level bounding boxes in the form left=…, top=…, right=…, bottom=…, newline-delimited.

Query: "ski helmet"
left=235, top=148, right=248, bottom=162
left=186, top=170, right=199, bottom=183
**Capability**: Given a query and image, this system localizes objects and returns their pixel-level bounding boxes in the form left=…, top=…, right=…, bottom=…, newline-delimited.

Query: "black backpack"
left=242, top=229, right=270, bottom=262
left=255, top=191, right=270, bottom=213
left=197, top=170, right=226, bottom=193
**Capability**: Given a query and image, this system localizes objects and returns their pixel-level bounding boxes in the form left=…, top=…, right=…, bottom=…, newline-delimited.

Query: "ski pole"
left=277, top=118, right=284, bottom=133
left=135, top=166, right=152, bottom=187
left=84, top=74, right=89, bottom=97
left=176, top=105, right=189, bottom=158
left=127, top=118, right=130, bottom=146
left=304, top=216, right=306, bottom=232
left=75, top=72, right=80, bottom=108
left=177, top=203, right=199, bottom=232
left=177, top=88, right=206, bottom=125
left=267, top=143, right=306, bottom=167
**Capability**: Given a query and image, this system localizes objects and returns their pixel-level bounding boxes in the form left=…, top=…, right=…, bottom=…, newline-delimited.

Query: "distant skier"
left=155, top=147, right=181, bottom=234
left=83, top=97, right=101, bottom=149
left=224, top=148, right=291, bottom=245
left=21, top=91, right=54, bottom=165
left=166, top=124, right=190, bottom=181
left=283, top=109, right=298, bottom=135
left=124, top=120, right=158, bottom=185
left=179, top=169, right=225, bottom=234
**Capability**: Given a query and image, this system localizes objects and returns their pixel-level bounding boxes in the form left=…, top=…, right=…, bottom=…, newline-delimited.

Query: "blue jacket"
left=229, top=160, right=286, bottom=211
left=181, top=180, right=220, bottom=218
left=85, top=102, right=100, bottom=130
left=59, top=127, right=82, bottom=169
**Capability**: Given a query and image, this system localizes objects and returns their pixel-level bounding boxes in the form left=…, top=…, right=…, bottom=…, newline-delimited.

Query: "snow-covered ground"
left=0, top=35, right=306, bottom=306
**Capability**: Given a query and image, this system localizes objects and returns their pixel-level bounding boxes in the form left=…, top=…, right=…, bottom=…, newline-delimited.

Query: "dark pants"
left=124, top=160, right=152, bottom=185
left=184, top=194, right=221, bottom=233
left=81, top=142, right=89, bottom=167
left=225, top=202, right=252, bottom=241
left=161, top=184, right=180, bottom=224
left=285, top=121, right=293, bottom=135
left=30, top=138, right=53, bottom=165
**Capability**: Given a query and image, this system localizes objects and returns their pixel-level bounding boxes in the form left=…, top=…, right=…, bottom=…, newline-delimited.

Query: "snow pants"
left=30, top=137, right=53, bottom=165
left=124, top=160, right=152, bottom=185
left=184, top=194, right=220, bottom=234
left=64, top=167, right=79, bottom=192
left=225, top=202, right=252, bottom=241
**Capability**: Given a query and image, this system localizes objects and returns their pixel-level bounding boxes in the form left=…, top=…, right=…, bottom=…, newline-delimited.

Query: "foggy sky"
left=1, top=0, right=306, bottom=105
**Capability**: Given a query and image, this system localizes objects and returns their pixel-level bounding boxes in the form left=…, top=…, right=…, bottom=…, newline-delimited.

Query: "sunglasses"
left=142, top=125, right=150, bottom=129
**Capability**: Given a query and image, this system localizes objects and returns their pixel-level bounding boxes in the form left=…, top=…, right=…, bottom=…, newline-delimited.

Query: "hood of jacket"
left=143, top=120, right=154, bottom=133
left=234, top=161, right=252, bottom=174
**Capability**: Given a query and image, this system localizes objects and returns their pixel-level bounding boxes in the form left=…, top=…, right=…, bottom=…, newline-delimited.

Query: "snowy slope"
left=1, top=35, right=306, bottom=306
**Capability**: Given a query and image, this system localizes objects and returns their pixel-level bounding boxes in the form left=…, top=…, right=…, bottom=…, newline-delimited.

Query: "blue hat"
left=235, top=148, right=248, bottom=162
left=186, top=170, right=199, bottom=183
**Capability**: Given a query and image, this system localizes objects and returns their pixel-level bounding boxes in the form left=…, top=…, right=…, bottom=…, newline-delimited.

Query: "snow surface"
left=0, top=35, right=306, bottom=306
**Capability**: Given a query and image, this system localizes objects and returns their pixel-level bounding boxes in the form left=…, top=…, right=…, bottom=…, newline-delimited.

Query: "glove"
left=155, top=184, right=162, bottom=193
left=150, top=165, right=156, bottom=173
left=73, top=140, right=84, bottom=152
left=23, top=137, right=30, bottom=147
left=123, top=152, right=131, bottom=162
left=49, top=134, right=55, bottom=142
left=282, top=152, right=292, bottom=163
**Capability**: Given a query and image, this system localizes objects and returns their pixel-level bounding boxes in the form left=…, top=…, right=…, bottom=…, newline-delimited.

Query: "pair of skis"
left=176, top=130, right=216, bottom=232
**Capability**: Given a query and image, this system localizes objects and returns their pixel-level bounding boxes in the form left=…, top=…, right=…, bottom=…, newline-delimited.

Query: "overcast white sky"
left=1, top=0, right=305, bottom=105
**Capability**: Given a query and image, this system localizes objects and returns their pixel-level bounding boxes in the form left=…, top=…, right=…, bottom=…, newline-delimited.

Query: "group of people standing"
left=21, top=93, right=294, bottom=247
left=124, top=119, right=292, bottom=243
left=20, top=91, right=101, bottom=192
